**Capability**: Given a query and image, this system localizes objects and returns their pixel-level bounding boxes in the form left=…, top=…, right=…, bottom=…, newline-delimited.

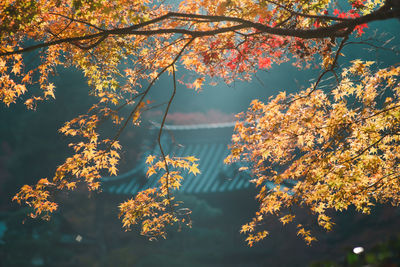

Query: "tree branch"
left=1, top=6, right=399, bottom=56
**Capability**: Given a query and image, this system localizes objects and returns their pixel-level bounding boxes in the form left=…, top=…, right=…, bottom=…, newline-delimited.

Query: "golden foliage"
left=227, top=62, right=400, bottom=244
left=1, top=0, right=397, bottom=245
left=119, top=156, right=199, bottom=239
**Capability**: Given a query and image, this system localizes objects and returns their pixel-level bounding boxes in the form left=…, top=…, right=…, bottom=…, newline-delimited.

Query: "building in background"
left=102, top=122, right=277, bottom=196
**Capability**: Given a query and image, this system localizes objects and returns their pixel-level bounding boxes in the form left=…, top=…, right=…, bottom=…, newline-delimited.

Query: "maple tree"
left=1, top=0, right=400, bottom=245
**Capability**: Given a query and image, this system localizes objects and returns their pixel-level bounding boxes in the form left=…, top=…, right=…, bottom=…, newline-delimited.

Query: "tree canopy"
left=1, top=0, right=400, bottom=245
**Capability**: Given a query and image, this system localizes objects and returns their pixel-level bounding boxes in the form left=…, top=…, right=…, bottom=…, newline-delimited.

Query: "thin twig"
left=109, top=38, right=195, bottom=147
left=286, top=33, right=350, bottom=104
left=157, top=65, right=177, bottom=211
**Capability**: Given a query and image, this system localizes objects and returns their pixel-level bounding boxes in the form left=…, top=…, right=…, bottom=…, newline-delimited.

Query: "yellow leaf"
left=146, top=167, right=156, bottom=177
left=146, top=155, right=156, bottom=164
left=188, top=163, right=200, bottom=175
left=192, top=77, right=205, bottom=91
left=112, top=141, right=122, bottom=150
left=44, top=83, right=55, bottom=98
left=185, top=156, right=198, bottom=162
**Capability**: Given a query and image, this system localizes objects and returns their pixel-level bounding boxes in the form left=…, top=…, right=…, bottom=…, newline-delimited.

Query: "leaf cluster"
left=227, top=61, right=400, bottom=244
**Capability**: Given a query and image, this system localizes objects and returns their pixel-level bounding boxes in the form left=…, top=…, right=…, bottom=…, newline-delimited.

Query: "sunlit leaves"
left=2, top=0, right=397, bottom=246
left=0, top=0, right=388, bottom=110
left=146, top=155, right=156, bottom=165
left=297, top=225, right=317, bottom=245
left=119, top=155, right=199, bottom=239
left=245, top=231, right=269, bottom=247
left=13, top=178, right=57, bottom=220
left=258, top=57, right=272, bottom=69
left=227, top=61, right=400, bottom=245
left=119, top=188, right=177, bottom=239
left=13, top=105, right=123, bottom=219
left=279, top=214, right=296, bottom=225
left=0, top=0, right=386, bottom=108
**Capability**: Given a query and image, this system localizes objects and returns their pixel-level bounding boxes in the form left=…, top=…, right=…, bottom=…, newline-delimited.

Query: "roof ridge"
left=150, top=121, right=237, bottom=130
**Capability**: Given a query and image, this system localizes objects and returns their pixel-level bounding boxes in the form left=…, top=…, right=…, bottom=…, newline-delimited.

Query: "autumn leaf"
left=188, top=163, right=200, bottom=176
left=44, top=83, right=56, bottom=98
left=146, top=166, right=156, bottom=177
left=185, top=156, right=198, bottom=162
left=192, top=77, right=205, bottom=91
left=228, top=62, right=400, bottom=245
left=146, top=155, right=156, bottom=165
left=258, top=57, right=271, bottom=69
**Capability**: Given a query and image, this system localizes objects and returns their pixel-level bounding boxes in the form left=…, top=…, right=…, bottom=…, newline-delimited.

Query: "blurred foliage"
left=310, top=233, right=400, bottom=267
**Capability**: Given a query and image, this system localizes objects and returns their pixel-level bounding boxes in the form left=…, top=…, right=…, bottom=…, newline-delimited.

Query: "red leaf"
left=258, top=57, right=271, bottom=69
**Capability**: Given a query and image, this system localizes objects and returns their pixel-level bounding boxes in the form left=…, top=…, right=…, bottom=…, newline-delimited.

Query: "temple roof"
left=102, top=122, right=273, bottom=195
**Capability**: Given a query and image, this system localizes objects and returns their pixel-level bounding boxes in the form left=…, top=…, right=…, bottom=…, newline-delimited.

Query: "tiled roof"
left=102, top=122, right=275, bottom=195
